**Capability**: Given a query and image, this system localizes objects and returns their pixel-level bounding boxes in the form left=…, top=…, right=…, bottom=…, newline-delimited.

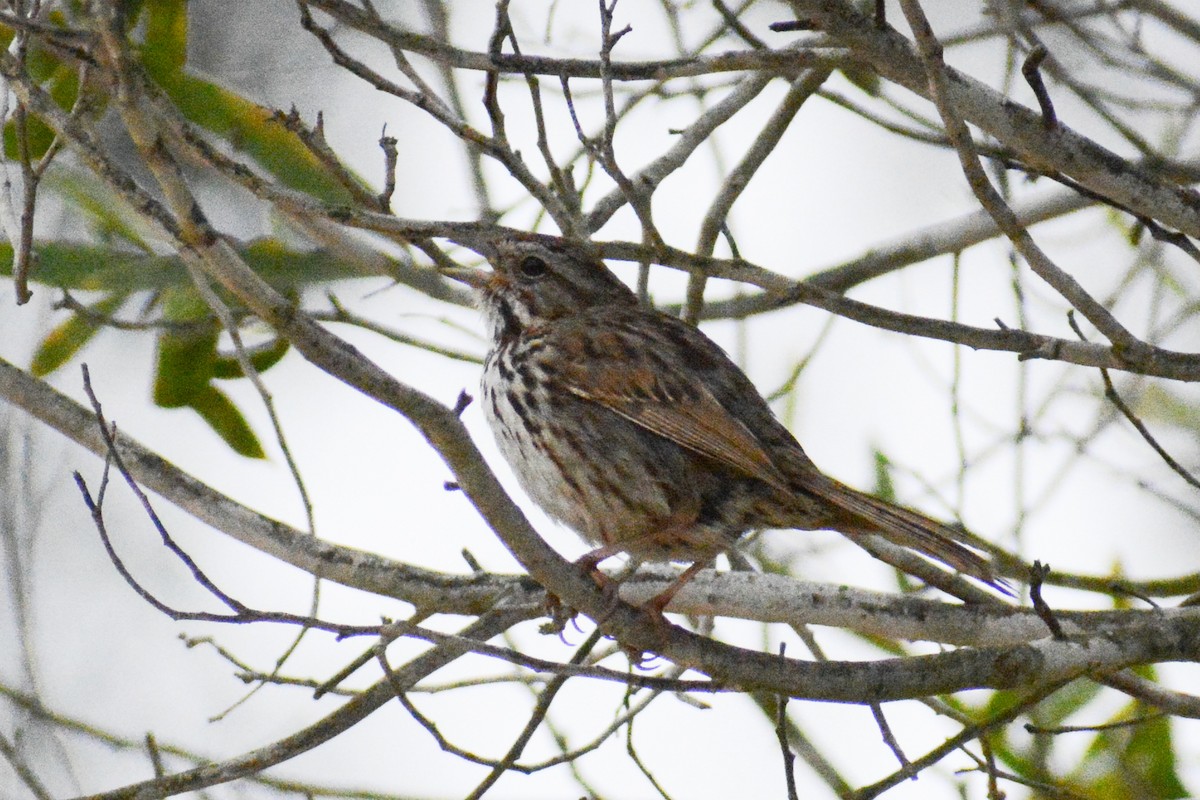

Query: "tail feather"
left=814, top=479, right=1009, bottom=594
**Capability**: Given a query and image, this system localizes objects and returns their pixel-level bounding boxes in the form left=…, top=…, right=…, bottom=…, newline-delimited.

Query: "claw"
left=539, top=593, right=577, bottom=637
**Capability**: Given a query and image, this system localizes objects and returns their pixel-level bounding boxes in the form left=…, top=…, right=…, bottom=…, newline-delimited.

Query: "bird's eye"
left=518, top=255, right=548, bottom=279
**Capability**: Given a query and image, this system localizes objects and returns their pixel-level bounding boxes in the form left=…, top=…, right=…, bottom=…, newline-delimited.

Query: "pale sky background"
left=3, top=2, right=1200, bottom=798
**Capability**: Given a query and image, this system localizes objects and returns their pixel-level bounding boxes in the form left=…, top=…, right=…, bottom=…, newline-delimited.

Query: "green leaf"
left=78, top=0, right=365, bottom=208
left=212, top=336, right=291, bottom=379
left=1121, top=710, right=1187, bottom=798
left=3, top=108, right=56, bottom=161
left=1131, top=383, right=1200, bottom=432
left=871, top=448, right=897, bottom=503
left=48, top=167, right=155, bottom=252
left=1031, top=677, right=1106, bottom=729
left=152, top=287, right=218, bottom=408
left=31, top=293, right=131, bottom=376
left=149, top=285, right=271, bottom=457
left=158, top=71, right=359, bottom=205
left=140, top=0, right=188, bottom=74
left=188, top=385, right=265, bottom=459
left=2, top=40, right=83, bottom=160
left=1078, top=699, right=1187, bottom=799
left=976, top=684, right=1105, bottom=786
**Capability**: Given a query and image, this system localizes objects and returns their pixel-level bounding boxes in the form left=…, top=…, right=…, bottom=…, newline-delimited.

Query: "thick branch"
left=304, top=0, right=841, bottom=80
left=0, top=356, right=540, bottom=615
left=790, top=0, right=1200, bottom=238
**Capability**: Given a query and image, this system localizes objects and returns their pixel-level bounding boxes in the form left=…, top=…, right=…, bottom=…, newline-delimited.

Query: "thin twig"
left=272, top=107, right=378, bottom=207
left=503, top=11, right=582, bottom=234
left=1066, top=310, right=1200, bottom=490
left=11, top=99, right=37, bottom=304
left=463, top=628, right=605, bottom=797
left=0, top=730, right=53, bottom=800
left=415, top=0, right=496, bottom=217
left=308, top=0, right=839, bottom=79
left=377, top=127, right=399, bottom=211
left=183, top=261, right=328, bottom=717
left=624, top=694, right=675, bottom=800
left=689, top=66, right=832, bottom=322
left=77, top=609, right=528, bottom=799
left=77, top=364, right=251, bottom=619
left=774, top=645, right=800, bottom=800
left=314, top=293, right=483, bottom=363
left=1021, top=44, right=1058, bottom=130
left=55, top=291, right=216, bottom=332
left=1099, top=370, right=1200, bottom=490
left=1026, top=711, right=1165, bottom=735
left=853, top=680, right=1071, bottom=799
left=711, top=0, right=766, bottom=49
left=956, top=746, right=1088, bottom=799
left=1029, top=561, right=1066, bottom=640
left=144, top=733, right=165, bottom=779
left=297, top=0, right=575, bottom=230
left=897, top=0, right=1151, bottom=363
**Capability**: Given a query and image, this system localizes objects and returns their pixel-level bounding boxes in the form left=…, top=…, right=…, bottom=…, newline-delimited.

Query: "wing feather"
left=551, top=329, right=789, bottom=492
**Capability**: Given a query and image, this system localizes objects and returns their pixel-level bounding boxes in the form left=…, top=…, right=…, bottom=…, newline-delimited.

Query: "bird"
left=447, top=232, right=1005, bottom=612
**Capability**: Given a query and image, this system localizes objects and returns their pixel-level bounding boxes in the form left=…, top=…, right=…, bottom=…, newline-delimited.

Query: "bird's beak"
left=440, top=231, right=503, bottom=290
left=440, top=265, right=491, bottom=289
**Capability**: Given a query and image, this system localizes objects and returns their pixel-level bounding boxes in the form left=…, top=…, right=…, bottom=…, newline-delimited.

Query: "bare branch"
left=73, top=611, right=528, bottom=800
left=790, top=0, right=1200, bottom=239
left=898, top=0, right=1150, bottom=361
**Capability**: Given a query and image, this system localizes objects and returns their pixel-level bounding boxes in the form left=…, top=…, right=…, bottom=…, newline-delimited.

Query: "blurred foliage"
left=752, top=456, right=1188, bottom=799
left=980, top=686, right=1187, bottom=799
left=151, top=285, right=269, bottom=458
left=134, top=0, right=357, bottom=205
left=3, top=0, right=378, bottom=454
left=2, top=236, right=373, bottom=293
left=1133, top=383, right=1200, bottom=431
left=30, top=290, right=129, bottom=376
left=954, top=637, right=1186, bottom=798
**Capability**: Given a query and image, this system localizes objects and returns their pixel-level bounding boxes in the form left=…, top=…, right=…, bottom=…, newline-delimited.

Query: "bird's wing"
left=549, top=321, right=790, bottom=492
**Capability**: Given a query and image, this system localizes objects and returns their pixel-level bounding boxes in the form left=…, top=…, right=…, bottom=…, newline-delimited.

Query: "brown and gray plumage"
left=449, top=234, right=1005, bottom=601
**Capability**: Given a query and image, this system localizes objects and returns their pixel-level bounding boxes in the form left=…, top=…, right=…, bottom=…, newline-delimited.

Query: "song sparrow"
left=449, top=233, right=1004, bottom=607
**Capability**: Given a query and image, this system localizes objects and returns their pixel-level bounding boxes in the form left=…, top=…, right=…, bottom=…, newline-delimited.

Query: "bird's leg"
left=574, top=542, right=627, bottom=590
left=564, top=543, right=639, bottom=627
left=642, top=559, right=710, bottom=619
left=540, top=546, right=627, bottom=636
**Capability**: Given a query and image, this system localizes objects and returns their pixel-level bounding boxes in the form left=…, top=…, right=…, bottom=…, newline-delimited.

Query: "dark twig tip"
left=377, top=129, right=400, bottom=212
left=613, top=23, right=632, bottom=41
left=1021, top=44, right=1058, bottom=131
left=768, top=20, right=815, bottom=33
left=1029, top=560, right=1066, bottom=640
left=461, top=548, right=484, bottom=574
left=453, top=390, right=474, bottom=416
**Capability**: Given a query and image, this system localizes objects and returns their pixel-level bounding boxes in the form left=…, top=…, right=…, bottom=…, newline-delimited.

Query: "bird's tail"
left=814, top=478, right=1009, bottom=595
